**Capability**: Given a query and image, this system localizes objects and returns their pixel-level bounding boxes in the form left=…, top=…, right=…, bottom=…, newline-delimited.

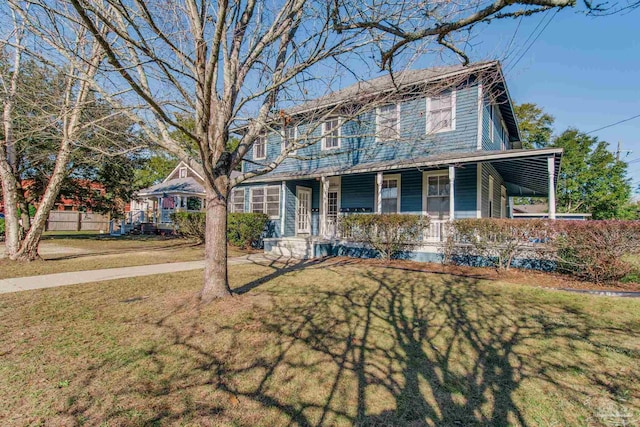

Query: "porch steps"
left=265, top=237, right=314, bottom=259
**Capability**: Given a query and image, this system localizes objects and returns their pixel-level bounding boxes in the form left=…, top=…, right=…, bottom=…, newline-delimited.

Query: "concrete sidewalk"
left=0, top=254, right=279, bottom=294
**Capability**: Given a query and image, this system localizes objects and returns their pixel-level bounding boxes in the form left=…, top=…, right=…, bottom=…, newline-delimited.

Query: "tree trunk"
left=0, top=163, right=21, bottom=257
left=201, top=182, right=232, bottom=302
left=12, top=138, right=73, bottom=261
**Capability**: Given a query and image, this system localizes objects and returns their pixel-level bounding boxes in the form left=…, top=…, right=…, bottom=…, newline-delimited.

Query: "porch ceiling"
left=245, top=148, right=563, bottom=196
left=488, top=154, right=561, bottom=196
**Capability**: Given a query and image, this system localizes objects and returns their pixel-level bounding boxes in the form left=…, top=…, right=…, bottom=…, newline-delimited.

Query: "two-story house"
left=240, top=61, right=561, bottom=259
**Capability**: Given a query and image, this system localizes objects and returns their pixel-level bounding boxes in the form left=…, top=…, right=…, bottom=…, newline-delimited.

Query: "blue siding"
left=243, top=83, right=481, bottom=176
left=480, top=163, right=506, bottom=218
left=481, top=100, right=508, bottom=151
left=341, top=174, right=376, bottom=211
left=454, top=164, right=478, bottom=219
left=283, top=179, right=319, bottom=237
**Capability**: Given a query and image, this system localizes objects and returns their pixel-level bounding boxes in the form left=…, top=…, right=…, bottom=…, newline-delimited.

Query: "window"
left=230, top=188, right=245, bottom=213
left=377, top=104, right=399, bottom=141
left=379, top=174, right=401, bottom=213
left=427, top=91, right=456, bottom=133
left=250, top=186, right=280, bottom=219
left=489, top=105, right=494, bottom=142
left=323, top=118, right=340, bottom=150
left=424, top=172, right=450, bottom=219
left=254, top=135, right=266, bottom=160
left=488, top=176, right=494, bottom=218
left=282, top=126, right=297, bottom=154
left=179, top=167, right=187, bottom=178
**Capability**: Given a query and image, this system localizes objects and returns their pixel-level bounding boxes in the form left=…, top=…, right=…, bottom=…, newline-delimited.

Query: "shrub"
left=227, top=213, right=269, bottom=249
left=552, top=220, right=640, bottom=283
left=171, top=212, right=205, bottom=242
left=171, top=211, right=270, bottom=248
left=448, top=219, right=553, bottom=271
left=339, top=214, right=427, bottom=260
left=0, top=218, right=4, bottom=241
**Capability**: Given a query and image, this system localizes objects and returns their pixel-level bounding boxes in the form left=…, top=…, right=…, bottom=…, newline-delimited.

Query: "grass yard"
left=0, top=259, right=638, bottom=426
left=0, top=235, right=249, bottom=279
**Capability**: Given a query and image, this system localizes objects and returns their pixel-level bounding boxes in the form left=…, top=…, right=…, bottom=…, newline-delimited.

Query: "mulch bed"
left=320, top=256, right=640, bottom=293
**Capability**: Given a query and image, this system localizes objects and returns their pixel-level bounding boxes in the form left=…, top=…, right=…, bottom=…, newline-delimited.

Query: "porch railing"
left=329, top=212, right=450, bottom=243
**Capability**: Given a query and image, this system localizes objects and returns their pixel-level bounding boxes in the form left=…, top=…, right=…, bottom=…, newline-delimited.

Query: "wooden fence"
left=46, top=211, right=110, bottom=232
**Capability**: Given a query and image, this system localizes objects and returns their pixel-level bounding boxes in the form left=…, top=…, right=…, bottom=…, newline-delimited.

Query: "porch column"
left=157, top=196, right=161, bottom=223
left=376, top=172, right=383, bottom=213
left=449, top=165, right=455, bottom=220
left=547, top=157, right=556, bottom=220
left=321, top=176, right=328, bottom=236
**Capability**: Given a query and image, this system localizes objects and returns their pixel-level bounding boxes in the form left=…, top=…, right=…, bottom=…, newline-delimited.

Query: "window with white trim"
left=282, top=126, right=297, bottom=154
left=322, top=118, right=340, bottom=150
left=380, top=174, right=401, bottom=213
left=250, top=186, right=280, bottom=219
left=179, top=167, right=187, bottom=178
left=377, top=104, right=399, bottom=141
left=427, top=91, right=456, bottom=133
left=425, top=172, right=450, bottom=219
left=253, top=135, right=267, bottom=160
left=230, top=188, right=245, bottom=213
left=488, top=176, right=494, bottom=218
left=489, top=105, right=495, bottom=142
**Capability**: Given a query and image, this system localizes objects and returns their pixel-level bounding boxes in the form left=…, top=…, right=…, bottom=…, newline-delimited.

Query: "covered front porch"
left=261, top=148, right=562, bottom=258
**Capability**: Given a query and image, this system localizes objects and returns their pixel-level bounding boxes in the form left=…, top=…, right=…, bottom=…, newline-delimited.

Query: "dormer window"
left=179, top=167, right=187, bottom=178
left=427, top=91, right=456, bottom=133
left=322, top=118, right=340, bottom=150
left=254, top=135, right=267, bottom=160
left=376, top=104, right=400, bottom=141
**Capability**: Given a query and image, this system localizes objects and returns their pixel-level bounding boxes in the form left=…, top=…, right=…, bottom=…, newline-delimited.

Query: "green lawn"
left=0, top=259, right=638, bottom=426
left=0, top=236, right=249, bottom=279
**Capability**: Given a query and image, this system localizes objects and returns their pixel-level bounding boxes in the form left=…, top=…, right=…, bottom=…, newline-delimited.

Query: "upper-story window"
left=282, top=126, right=297, bottom=154
left=322, top=118, right=340, bottom=150
left=254, top=134, right=267, bottom=160
left=179, top=167, right=187, bottom=178
left=489, top=104, right=495, bottom=142
left=427, top=91, right=456, bottom=133
left=377, top=104, right=400, bottom=141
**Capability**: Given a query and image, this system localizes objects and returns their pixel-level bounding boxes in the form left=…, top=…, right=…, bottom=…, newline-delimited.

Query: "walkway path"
left=0, top=254, right=280, bottom=294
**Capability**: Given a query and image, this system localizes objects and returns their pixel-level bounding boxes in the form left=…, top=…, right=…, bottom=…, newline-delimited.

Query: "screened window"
left=426, top=174, right=450, bottom=219
left=428, top=92, right=455, bottom=132
left=282, top=126, right=297, bottom=154
left=231, top=189, right=245, bottom=213
left=377, top=104, right=399, bottom=141
left=323, top=118, right=340, bottom=149
left=254, top=135, right=266, bottom=160
left=250, top=186, right=280, bottom=218
left=381, top=175, right=400, bottom=213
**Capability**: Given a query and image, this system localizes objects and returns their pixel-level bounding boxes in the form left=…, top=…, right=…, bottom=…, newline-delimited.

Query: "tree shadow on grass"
left=53, top=261, right=640, bottom=426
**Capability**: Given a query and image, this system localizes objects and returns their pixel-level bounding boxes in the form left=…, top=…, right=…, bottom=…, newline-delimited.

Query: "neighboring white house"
left=512, top=204, right=591, bottom=220
left=129, top=161, right=207, bottom=227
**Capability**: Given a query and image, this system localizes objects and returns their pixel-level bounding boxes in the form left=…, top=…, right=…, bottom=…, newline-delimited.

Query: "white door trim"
left=296, top=186, right=312, bottom=235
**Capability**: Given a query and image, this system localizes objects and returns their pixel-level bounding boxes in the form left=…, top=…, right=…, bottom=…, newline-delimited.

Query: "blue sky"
left=466, top=6, right=640, bottom=191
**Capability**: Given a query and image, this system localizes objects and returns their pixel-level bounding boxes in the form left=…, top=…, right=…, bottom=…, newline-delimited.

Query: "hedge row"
left=444, top=219, right=640, bottom=284
left=339, top=213, right=427, bottom=260
left=171, top=212, right=269, bottom=249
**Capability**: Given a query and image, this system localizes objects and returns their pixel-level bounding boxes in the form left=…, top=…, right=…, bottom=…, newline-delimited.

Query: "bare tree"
left=14, top=0, right=584, bottom=301
left=0, top=1, right=147, bottom=260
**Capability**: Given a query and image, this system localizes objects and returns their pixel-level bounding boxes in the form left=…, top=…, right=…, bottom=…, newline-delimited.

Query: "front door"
left=296, top=186, right=312, bottom=235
